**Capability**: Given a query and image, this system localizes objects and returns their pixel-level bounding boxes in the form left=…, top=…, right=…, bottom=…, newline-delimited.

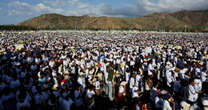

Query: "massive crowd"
left=0, top=31, right=208, bottom=110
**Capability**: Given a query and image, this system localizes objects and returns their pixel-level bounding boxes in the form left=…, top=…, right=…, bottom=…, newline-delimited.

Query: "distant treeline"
left=0, top=25, right=37, bottom=31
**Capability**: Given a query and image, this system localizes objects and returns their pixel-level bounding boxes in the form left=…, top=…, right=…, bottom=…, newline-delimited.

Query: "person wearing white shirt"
left=148, top=63, right=154, bottom=76
left=77, top=74, right=86, bottom=89
left=195, top=67, right=201, bottom=78
left=163, top=100, right=174, bottom=110
left=76, top=59, right=81, bottom=66
left=132, top=86, right=139, bottom=98
left=135, top=74, right=142, bottom=88
left=27, top=56, right=34, bottom=63
left=166, top=70, right=173, bottom=87
left=49, top=59, right=55, bottom=68
left=201, top=69, right=207, bottom=82
left=42, top=55, right=48, bottom=62
left=187, top=79, right=198, bottom=103
left=116, top=58, right=121, bottom=65
left=35, top=57, right=41, bottom=64
left=80, top=60, right=85, bottom=70
left=104, top=68, right=109, bottom=84
left=194, top=79, right=202, bottom=93
left=119, top=85, right=125, bottom=96
left=129, top=74, right=135, bottom=89
left=95, top=80, right=101, bottom=90
left=186, top=78, right=201, bottom=110
left=86, top=88, right=95, bottom=99
left=125, top=71, right=130, bottom=83
left=130, top=60, right=135, bottom=67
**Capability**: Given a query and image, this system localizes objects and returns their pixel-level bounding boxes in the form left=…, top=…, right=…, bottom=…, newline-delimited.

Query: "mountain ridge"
left=18, top=10, right=208, bottom=31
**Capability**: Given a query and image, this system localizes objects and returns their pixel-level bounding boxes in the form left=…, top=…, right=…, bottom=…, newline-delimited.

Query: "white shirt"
left=132, top=86, right=139, bottom=98
left=49, top=61, right=55, bottom=67
left=52, top=70, right=57, bottom=77
left=135, top=74, right=142, bottom=87
left=166, top=71, right=173, bottom=87
left=130, top=60, right=135, bottom=66
left=188, top=84, right=198, bottom=102
left=35, top=58, right=41, bottom=64
left=119, top=86, right=125, bottom=93
left=148, top=64, right=154, bottom=76
left=129, top=77, right=135, bottom=89
left=194, top=79, right=202, bottom=92
left=86, top=89, right=95, bottom=98
left=201, top=71, right=207, bottom=82
left=95, top=81, right=100, bottom=90
left=126, top=72, right=130, bottom=82
left=116, top=59, right=121, bottom=64
left=163, top=100, right=172, bottom=110
left=76, top=60, right=81, bottom=65
left=78, top=77, right=85, bottom=88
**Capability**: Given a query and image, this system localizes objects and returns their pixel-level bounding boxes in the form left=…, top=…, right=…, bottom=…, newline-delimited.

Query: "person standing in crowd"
left=0, top=31, right=207, bottom=110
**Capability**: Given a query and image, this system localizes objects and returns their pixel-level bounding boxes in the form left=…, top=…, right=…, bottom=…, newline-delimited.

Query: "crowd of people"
left=0, top=31, right=208, bottom=110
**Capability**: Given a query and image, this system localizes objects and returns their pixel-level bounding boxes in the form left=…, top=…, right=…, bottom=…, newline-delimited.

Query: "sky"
left=0, top=0, right=208, bottom=25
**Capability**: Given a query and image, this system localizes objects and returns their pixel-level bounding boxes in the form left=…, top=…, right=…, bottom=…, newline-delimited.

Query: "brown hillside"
left=18, top=10, right=208, bottom=31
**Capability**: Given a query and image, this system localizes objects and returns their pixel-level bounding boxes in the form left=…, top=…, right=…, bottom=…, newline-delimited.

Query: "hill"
left=18, top=10, right=208, bottom=31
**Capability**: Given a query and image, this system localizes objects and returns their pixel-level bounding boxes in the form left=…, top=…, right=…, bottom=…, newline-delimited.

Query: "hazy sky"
left=0, top=0, right=208, bottom=24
